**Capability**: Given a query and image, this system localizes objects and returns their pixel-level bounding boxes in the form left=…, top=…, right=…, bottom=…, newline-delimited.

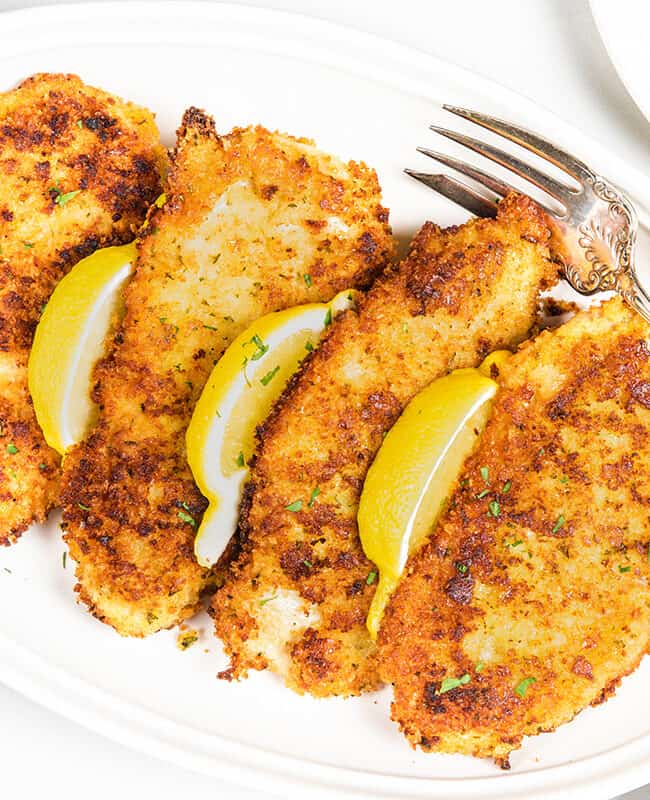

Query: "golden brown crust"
left=378, top=296, right=650, bottom=761
left=211, top=194, right=558, bottom=696
left=61, top=109, right=395, bottom=636
left=0, top=73, right=164, bottom=544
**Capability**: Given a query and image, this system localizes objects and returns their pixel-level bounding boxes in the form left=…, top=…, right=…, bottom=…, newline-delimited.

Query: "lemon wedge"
left=359, top=362, right=506, bottom=639
left=187, top=290, right=355, bottom=567
left=29, top=242, right=136, bottom=455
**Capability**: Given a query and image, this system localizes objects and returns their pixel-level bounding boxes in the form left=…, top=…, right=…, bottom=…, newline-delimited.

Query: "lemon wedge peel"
left=359, top=367, right=503, bottom=640
left=187, top=289, right=356, bottom=568
left=29, top=242, right=136, bottom=455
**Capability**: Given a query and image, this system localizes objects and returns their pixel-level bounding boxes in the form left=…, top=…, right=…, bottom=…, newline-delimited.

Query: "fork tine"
left=417, top=147, right=510, bottom=197
left=443, top=105, right=592, bottom=183
left=416, top=146, right=559, bottom=216
left=430, top=124, right=572, bottom=205
left=404, top=169, right=497, bottom=218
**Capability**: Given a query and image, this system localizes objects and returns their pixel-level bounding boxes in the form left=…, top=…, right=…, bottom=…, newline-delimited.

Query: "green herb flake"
left=506, top=539, right=523, bottom=549
left=260, top=366, right=280, bottom=386
left=303, top=273, right=312, bottom=288
left=488, top=500, right=501, bottom=517
left=366, top=571, right=377, bottom=585
left=77, top=503, right=90, bottom=511
left=324, top=307, right=332, bottom=327
left=456, top=562, right=468, bottom=575
left=308, top=487, right=320, bottom=508
left=514, top=676, right=537, bottom=698
left=38, top=463, right=47, bottom=471
left=647, top=544, right=650, bottom=563
left=236, top=451, right=245, bottom=469
left=6, top=443, right=18, bottom=454
left=287, top=202, right=298, bottom=208
left=552, top=514, right=565, bottom=534
left=559, top=475, right=569, bottom=484
left=54, top=189, right=81, bottom=207
left=476, top=661, right=485, bottom=673
left=178, top=510, right=196, bottom=527
left=62, top=551, right=67, bottom=569
left=259, top=595, right=278, bottom=606
left=303, top=559, right=313, bottom=569
left=248, top=334, right=269, bottom=361
left=202, top=324, right=218, bottom=331
left=503, top=480, right=512, bottom=493
left=212, top=253, right=221, bottom=264
left=480, top=466, right=489, bottom=483
left=23, top=241, right=34, bottom=248
left=618, top=565, right=631, bottom=573
left=76, top=119, right=83, bottom=128
left=438, top=673, right=471, bottom=695
left=305, top=340, right=314, bottom=352
left=285, top=500, right=303, bottom=512
left=476, top=489, right=489, bottom=499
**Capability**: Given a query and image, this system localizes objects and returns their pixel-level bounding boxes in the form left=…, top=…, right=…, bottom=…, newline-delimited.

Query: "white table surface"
left=0, top=1, right=648, bottom=798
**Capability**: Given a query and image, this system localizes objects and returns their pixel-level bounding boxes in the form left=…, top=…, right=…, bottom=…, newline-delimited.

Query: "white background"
left=0, top=1, right=649, bottom=798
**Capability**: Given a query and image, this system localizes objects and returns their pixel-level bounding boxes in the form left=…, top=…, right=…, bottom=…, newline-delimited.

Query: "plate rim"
left=0, top=3, right=649, bottom=798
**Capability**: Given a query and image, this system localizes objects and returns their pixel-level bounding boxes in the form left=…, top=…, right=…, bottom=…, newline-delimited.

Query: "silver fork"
left=406, top=105, right=650, bottom=323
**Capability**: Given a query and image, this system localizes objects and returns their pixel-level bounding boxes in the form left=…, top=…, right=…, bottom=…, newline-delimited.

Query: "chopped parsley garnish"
left=62, top=551, right=67, bottom=569
left=6, top=443, right=18, bottom=454
left=51, top=186, right=81, bottom=207
left=488, top=500, right=501, bottom=517
left=259, top=595, right=278, bottom=606
left=456, top=562, right=468, bottom=575
left=202, top=323, right=218, bottom=331
left=303, top=274, right=312, bottom=288
left=303, top=559, right=313, bottom=569
left=178, top=510, right=196, bottom=527
left=285, top=500, right=302, bottom=512
left=236, top=451, right=245, bottom=468
left=23, top=241, right=34, bottom=248
left=308, top=487, right=320, bottom=507
left=476, top=489, right=489, bottom=499
left=248, top=334, right=269, bottom=361
left=647, top=544, right=650, bottom=563
left=324, top=307, right=332, bottom=327
left=438, top=673, right=471, bottom=694
left=76, top=119, right=83, bottom=128
left=476, top=661, right=485, bottom=673
left=212, top=253, right=221, bottom=264
left=260, top=366, right=280, bottom=386
left=39, top=463, right=47, bottom=471
left=618, top=565, right=631, bottom=573
left=552, top=514, right=565, bottom=534
left=514, top=676, right=537, bottom=698
left=77, top=503, right=90, bottom=511
left=366, top=571, right=377, bottom=585
left=559, top=475, right=569, bottom=484
left=506, top=539, right=523, bottom=549
left=502, top=480, right=511, bottom=493
left=305, top=340, right=314, bottom=352
left=480, top=466, right=489, bottom=483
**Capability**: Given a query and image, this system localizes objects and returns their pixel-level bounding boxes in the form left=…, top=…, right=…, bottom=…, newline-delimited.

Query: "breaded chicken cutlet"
left=211, top=194, right=558, bottom=696
left=0, top=73, right=164, bottom=545
left=61, top=108, right=394, bottom=637
left=378, top=297, right=650, bottom=765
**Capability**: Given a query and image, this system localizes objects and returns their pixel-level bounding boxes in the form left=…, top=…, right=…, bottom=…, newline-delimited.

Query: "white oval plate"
left=591, top=0, right=650, bottom=124
left=0, top=4, right=649, bottom=799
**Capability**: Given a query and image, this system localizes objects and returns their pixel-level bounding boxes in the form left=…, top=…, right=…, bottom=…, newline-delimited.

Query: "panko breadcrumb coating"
left=61, top=108, right=394, bottom=636
left=0, top=73, right=164, bottom=545
left=379, top=297, right=650, bottom=765
left=211, top=193, right=558, bottom=697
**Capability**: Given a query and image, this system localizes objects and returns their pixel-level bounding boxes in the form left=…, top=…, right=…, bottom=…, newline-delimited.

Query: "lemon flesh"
left=187, top=290, right=355, bottom=567
left=28, top=242, right=135, bottom=455
left=358, top=366, right=500, bottom=639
